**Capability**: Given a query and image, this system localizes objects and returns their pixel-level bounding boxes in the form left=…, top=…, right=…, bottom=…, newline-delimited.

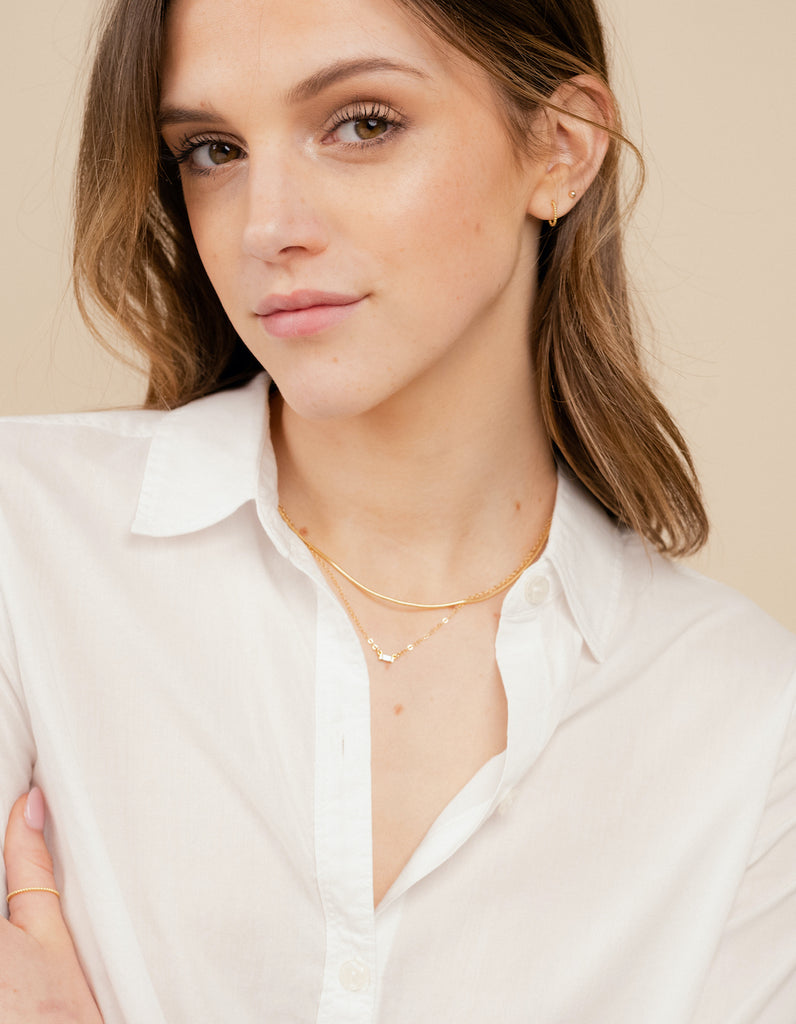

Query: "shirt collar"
left=131, top=375, right=625, bottom=660
left=543, top=467, right=625, bottom=664
left=131, top=375, right=270, bottom=537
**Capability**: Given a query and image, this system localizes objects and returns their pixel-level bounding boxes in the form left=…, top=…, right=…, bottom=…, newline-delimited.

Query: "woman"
left=1, top=0, right=794, bottom=1020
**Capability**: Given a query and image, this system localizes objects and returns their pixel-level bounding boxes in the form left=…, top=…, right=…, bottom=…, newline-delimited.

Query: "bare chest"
left=367, top=604, right=507, bottom=905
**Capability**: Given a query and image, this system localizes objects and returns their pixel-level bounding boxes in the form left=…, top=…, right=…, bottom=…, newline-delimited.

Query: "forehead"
left=161, top=0, right=447, bottom=95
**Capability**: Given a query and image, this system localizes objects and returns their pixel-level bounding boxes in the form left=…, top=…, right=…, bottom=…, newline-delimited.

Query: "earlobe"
left=525, top=75, right=613, bottom=222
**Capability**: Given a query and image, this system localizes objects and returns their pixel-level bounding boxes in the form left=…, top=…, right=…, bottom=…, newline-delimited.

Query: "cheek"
left=182, top=186, right=239, bottom=292
left=192, top=233, right=230, bottom=290
left=379, top=158, right=527, bottom=304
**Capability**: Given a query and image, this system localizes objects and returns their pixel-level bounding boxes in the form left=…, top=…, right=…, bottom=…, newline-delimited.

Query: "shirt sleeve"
left=0, top=583, right=37, bottom=911
left=692, top=687, right=796, bottom=1023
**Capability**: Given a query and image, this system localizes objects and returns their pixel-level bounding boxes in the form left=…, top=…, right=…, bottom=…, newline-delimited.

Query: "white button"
left=339, top=959, right=370, bottom=992
left=524, top=575, right=550, bottom=605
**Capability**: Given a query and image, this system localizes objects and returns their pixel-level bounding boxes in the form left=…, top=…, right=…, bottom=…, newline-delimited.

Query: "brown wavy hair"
left=73, top=0, right=708, bottom=555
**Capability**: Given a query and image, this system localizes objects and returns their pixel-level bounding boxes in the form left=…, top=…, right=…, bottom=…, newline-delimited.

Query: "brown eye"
left=204, top=141, right=242, bottom=165
left=185, top=139, right=245, bottom=172
left=328, top=108, right=399, bottom=146
left=353, top=117, right=389, bottom=140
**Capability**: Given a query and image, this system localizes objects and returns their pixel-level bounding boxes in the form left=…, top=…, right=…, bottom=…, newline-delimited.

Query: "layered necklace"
left=279, top=506, right=551, bottom=664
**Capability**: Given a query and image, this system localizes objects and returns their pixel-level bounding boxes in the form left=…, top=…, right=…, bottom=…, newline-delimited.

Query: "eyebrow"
left=158, top=107, right=226, bottom=130
left=158, top=57, right=429, bottom=129
left=283, top=56, right=430, bottom=105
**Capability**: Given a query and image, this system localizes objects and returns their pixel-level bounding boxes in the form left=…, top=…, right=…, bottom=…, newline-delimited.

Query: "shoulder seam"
left=0, top=410, right=162, bottom=441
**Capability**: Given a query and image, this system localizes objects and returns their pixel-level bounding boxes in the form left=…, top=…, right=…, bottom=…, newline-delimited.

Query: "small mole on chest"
left=393, top=703, right=404, bottom=716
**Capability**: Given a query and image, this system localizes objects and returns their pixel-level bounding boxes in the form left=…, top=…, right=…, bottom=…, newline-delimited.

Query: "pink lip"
left=255, top=290, right=364, bottom=338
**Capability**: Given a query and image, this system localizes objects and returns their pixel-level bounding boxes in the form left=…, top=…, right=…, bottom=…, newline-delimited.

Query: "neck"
left=271, top=348, right=556, bottom=602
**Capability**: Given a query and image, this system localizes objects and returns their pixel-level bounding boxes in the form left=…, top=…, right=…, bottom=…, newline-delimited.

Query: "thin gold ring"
left=6, top=886, right=61, bottom=902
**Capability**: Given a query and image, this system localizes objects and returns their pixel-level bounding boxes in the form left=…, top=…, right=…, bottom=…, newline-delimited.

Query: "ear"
left=525, top=75, right=614, bottom=223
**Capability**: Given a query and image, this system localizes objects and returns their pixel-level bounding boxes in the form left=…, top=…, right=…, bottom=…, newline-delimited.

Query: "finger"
left=4, top=788, right=68, bottom=944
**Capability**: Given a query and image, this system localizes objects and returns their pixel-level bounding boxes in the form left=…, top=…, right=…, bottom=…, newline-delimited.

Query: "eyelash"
left=323, top=100, right=406, bottom=148
left=167, top=134, right=241, bottom=178
left=166, top=99, right=406, bottom=176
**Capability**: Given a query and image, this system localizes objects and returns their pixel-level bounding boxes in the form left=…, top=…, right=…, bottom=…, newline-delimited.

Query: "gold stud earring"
left=548, top=200, right=558, bottom=227
left=569, top=190, right=577, bottom=198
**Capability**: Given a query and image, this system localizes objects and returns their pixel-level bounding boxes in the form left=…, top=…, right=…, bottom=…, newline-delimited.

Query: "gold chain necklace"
left=315, top=557, right=462, bottom=663
left=278, top=506, right=552, bottom=610
left=278, top=505, right=552, bottom=665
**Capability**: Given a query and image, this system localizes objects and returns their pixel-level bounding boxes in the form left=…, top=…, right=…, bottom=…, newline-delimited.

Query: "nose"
left=241, top=154, right=329, bottom=264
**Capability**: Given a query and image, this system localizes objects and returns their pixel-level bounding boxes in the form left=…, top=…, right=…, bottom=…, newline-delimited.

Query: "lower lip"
left=258, top=300, right=362, bottom=339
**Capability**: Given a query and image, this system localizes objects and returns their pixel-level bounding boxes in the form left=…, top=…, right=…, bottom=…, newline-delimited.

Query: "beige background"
left=2, top=0, right=794, bottom=630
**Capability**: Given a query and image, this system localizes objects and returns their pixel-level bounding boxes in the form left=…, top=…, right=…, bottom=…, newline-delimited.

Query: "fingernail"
left=24, top=787, right=46, bottom=831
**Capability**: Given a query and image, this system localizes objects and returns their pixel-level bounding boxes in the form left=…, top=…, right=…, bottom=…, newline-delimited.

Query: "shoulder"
left=615, top=530, right=796, bottom=700
left=0, top=378, right=270, bottom=546
left=620, top=531, right=794, bottom=649
left=0, top=406, right=165, bottom=460
left=0, top=377, right=268, bottom=467
left=551, top=471, right=795, bottom=686
left=0, top=406, right=167, bottom=512
left=0, top=405, right=165, bottom=454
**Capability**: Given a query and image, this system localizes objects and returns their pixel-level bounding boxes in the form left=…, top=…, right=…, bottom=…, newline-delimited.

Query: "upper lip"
left=255, top=290, right=363, bottom=317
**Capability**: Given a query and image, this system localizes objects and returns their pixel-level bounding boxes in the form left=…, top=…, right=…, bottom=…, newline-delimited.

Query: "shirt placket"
left=313, top=586, right=378, bottom=1024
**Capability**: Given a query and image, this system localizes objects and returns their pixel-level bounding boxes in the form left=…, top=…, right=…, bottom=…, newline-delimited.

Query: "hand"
left=0, top=788, right=103, bottom=1023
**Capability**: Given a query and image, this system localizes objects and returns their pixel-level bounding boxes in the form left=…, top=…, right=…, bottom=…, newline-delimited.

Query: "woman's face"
left=160, top=0, right=548, bottom=421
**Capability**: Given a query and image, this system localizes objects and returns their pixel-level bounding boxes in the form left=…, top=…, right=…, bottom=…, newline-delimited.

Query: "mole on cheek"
left=393, top=703, right=404, bottom=716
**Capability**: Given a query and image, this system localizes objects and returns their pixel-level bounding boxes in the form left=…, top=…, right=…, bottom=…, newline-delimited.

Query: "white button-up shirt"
left=1, top=375, right=794, bottom=1023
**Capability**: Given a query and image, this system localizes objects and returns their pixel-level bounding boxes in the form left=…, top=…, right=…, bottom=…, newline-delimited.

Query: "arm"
left=692, top=699, right=796, bottom=1023
left=0, top=789, right=102, bottom=1023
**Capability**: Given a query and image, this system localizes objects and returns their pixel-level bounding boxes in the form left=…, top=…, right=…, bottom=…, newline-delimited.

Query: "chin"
left=274, top=379, right=387, bottom=424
